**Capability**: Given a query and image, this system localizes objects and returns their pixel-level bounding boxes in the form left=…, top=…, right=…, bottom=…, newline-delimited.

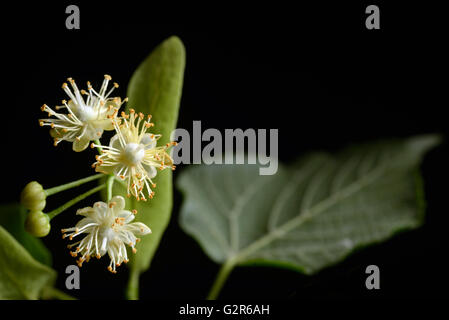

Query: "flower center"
left=76, top=106, right=98, bottom=122
left=121, top=143, right=145, bottom=166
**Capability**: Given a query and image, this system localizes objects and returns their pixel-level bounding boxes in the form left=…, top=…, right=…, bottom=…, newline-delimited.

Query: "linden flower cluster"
left=92, top=109, right=177, bottom=201
left=40, top=75, right=126, bottom=151
left=62, top=196, right=151, bottom=273
left=32, top=74, right=177, bottom=273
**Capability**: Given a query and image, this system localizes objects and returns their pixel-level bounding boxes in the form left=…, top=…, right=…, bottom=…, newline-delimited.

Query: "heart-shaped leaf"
left=177, top=135, right=439, bottom=298
left=111, top=36, right=185, bottom=299
left=0, top=225, right=56, bottom=299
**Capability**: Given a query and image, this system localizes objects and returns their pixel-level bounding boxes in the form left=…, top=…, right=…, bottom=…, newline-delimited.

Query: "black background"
left=1, top=1, right=448, bottom=302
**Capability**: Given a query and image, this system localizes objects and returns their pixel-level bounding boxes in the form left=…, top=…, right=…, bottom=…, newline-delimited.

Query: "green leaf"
left=0, top=203, right=52, bottom=266
left=177, top=135, right=440, bottom=298
left=117, top=36, right=185, bottom=298
left=0, top=225, right=56, bottom=299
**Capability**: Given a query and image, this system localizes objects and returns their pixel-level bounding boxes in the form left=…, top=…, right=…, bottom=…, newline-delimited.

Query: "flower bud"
left=25, top=211, right=51, bottom=237
left=20, top=181, right=46, bottom=211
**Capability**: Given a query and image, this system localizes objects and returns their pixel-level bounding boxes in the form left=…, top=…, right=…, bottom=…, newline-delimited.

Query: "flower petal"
left=95, top=164, right=116, bottom=175
left=140, top=133, right=157, bottom=150
left=50, top=128, right=63, bottom=139
left=104, top=98, right=121, bottom=114
left=110, top=195, right=126, bottom=212
left=142, top=163, right=157, bottom=179
left=109, top=134, right=123, bottom=150
left=93, top=201, right=108, bottom=219
left=76, top=206, right=95, bottom=217
left=118, top=210, right=134, bottom=224
left=73, top=136, right=90, bottom=152
left=92, top=118, right=113, bottom=132
left=99, top=236, right=109, bottom=256
left=126, top=222, right=151, bottom=236
left=74, top=217, right=97, bottom=232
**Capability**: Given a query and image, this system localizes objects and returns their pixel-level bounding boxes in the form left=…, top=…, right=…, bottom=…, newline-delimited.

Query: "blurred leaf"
left=0, top=225, right=56, bottom=299
left=113, top=36, right=185, bottom=298
left=0, top=203, right=52, bottom=266
left=178, top=135, right=439, bottom=279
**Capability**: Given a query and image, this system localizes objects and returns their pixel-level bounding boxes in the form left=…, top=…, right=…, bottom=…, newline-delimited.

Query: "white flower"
left=40, top=75, right=126, bottom=152
left=92, top=109, right=176, bottom=201
left=61, top=195, right=151, bottom=273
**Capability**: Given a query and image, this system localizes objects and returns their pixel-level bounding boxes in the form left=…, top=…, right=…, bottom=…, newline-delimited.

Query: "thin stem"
left=47, top=184, right=106, bottom=220
left=126, top=268, right=140, bottom=300
left=207, top=258, right=237, bottom=300
left=94, top=139, right=103, bottom=154
left=44, top=173, right=104, bottom=197
left=106, top=174, right=115, bottom=201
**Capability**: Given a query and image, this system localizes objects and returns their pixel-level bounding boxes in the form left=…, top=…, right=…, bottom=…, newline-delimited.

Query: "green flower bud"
left=25, top=211, right=51, bottom=237
left=20, top=181, right=46, bottom=211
